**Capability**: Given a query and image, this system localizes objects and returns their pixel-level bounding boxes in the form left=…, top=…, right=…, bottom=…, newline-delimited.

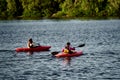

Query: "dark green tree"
left=0, top=0, right=7, bottom=19
left=0, top=0, right=120, bottom=19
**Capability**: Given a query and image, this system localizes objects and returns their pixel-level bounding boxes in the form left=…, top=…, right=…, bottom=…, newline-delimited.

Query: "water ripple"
left=0, top=20, right=120, bottom=80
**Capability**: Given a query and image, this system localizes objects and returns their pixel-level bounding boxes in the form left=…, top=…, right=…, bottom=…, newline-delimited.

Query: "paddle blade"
left=51, top=51, right=60, bottom=55
left=78, top=44, right=85, bottom=47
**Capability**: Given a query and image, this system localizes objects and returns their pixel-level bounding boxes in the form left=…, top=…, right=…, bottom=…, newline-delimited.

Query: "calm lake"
left=0, top=19, right=120, bottom=80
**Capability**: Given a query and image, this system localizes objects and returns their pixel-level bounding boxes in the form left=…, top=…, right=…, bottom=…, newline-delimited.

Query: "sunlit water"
left=0, top=19, right=120, bottom=80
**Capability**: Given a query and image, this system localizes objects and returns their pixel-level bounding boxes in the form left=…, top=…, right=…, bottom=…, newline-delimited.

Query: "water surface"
left=0, top=19, right=120, bottom=80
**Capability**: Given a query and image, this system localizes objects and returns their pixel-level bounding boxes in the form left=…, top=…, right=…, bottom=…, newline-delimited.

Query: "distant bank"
left=0, top=0, right=120, bottom=20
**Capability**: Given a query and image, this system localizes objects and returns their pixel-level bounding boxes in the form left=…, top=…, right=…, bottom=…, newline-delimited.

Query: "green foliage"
left=0, top=0, right=120, bottom=19
left=21, top=0, right=59, bottom=18
left=21, top=0, right=41, bottom=18
left=0, top=0, right=7, bottom=19
left=0, top=0, right=7, bottom=12
left=6, top=0, right=17, bottom=17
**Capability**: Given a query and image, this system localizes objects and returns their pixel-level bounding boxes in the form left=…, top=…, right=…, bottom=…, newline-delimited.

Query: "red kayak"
left=15, top=46, right=51, bottom=52
left=55, top=50, right=83, bottom=58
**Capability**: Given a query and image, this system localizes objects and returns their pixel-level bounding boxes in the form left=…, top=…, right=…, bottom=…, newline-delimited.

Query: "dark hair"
left=67, top=42, right=70, bottom=45
left=29, top=38, right=33, bottom=43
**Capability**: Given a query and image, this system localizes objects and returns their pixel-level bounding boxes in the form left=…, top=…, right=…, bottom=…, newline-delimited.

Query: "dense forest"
left=0, top=0, right=120, bottom=19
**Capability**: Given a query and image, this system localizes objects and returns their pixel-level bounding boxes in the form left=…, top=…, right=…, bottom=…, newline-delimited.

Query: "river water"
left=0, top=19, right=120, bottom=80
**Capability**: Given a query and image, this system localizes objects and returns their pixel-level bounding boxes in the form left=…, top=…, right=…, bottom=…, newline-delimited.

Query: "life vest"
left=63, top=49, right=69, bottom=54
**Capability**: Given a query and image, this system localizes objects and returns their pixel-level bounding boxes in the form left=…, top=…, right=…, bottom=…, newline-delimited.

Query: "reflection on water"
left=63, top=57, right=71, bottom=66
left=0, top=20, right=120, bottom=80
left=26, top=52, right=34, bottom=55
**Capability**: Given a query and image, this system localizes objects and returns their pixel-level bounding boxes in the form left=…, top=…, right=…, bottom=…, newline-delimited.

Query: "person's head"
left=29, top=38, right=33, bottom=43
left=66, top=42, right=71, bottom=46
left=65, top=42, right=71, bottom=48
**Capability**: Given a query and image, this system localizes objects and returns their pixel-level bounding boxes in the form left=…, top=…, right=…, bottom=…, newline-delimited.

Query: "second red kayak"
left=55, top=50, right=83, bottom=58
left=15, top=46, right=51, bottom=52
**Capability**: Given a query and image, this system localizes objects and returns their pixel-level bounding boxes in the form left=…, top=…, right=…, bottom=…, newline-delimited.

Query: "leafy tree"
left=0, top=0, right=7, bottom=19
left=0, top=0, right=120, bottom=19
left=6, top=0, right=17, bottom=17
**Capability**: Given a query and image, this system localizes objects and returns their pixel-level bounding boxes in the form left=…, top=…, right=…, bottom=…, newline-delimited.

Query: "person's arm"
left=33, top=42, right=38, bottom=47
left=62, top=48, right=64, bottom=52
left=70, top=46, right=75, bottom=50
left=27, top=42, right=30, bottom=48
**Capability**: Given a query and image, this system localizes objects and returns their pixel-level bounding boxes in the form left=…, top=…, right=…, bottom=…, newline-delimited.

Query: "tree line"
left=0, top=0, right=120, bottom=19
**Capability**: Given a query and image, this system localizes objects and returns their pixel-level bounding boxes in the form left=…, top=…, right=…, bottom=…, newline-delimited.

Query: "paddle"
left=51, top=44, right=85, bottom=55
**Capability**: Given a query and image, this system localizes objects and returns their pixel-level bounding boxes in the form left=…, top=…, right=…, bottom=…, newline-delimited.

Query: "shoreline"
left=0, top=16, right=120, bottom=20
